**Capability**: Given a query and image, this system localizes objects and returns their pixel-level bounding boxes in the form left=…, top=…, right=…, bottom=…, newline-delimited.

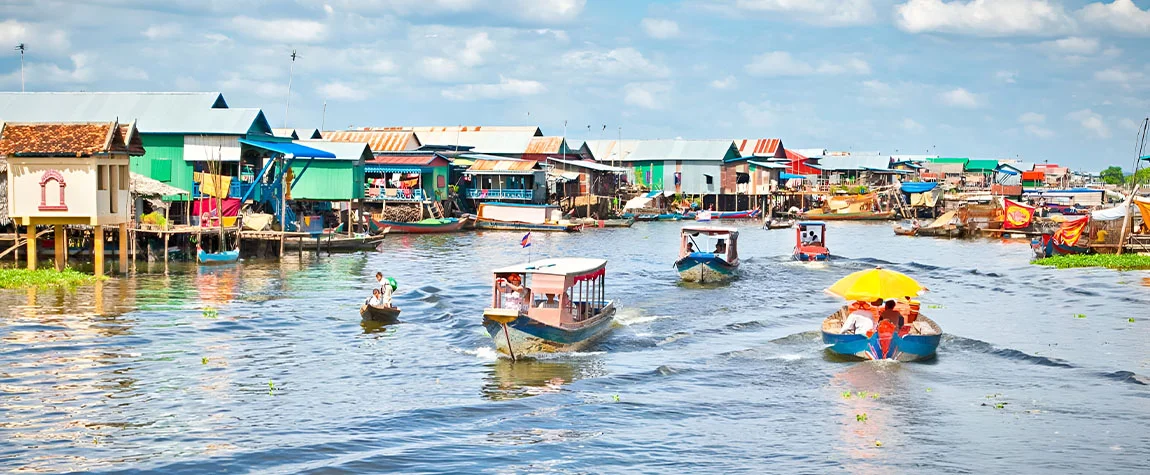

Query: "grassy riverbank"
left=0, top=268, right=105, bottom=289
left=1033, top=254, right=1150, bottom=271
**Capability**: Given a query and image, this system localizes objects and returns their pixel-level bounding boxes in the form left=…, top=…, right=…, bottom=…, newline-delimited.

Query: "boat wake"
left=941, top=335, right=1075, bottom=368
left=613, top=308, right=673, bottom=326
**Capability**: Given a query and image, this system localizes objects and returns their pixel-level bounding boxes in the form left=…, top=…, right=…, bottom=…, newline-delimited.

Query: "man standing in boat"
left=375, top=272, right=396, bottom=308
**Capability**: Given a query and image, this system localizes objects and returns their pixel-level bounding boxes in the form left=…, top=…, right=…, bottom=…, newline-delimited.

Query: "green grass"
left=1033, top=254, right=1150, bottom=271
left=0, top=268, right=104, bottom=289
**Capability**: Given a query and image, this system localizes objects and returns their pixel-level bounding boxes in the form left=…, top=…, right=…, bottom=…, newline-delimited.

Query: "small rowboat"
left=821, top=306, right=941, bottom=362
left=372, top=217, right=464, bottom=234
left=701, top=209, right=761, bottom=220
left=483, top=258, right=616, bottom=359
left=360, top=304, right=401, bottom=322
left=675, top=226, right=739, bottom=283
left=892, top=222, right=918, bottom=236
left=764, top=218, right=795, bottom=230
left=800, top=209, right=896, bottom=221
left=198, top=248, right=239, bottom=264
left=475, top=203, right=582, bottom=232
left=283, top=233, right=388, bottom=251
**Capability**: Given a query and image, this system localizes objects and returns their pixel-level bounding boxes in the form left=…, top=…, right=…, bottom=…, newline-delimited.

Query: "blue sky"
left=1, top=0, right=1148, bottom=171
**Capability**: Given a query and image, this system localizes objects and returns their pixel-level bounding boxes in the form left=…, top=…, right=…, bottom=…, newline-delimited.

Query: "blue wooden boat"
left=674, top=226, right=739, bottom=283
left=821, top=306, right=941, bottom=362
left=483, top=258, right=615, bottom=359
left=197, top=248, right=239, bottom=264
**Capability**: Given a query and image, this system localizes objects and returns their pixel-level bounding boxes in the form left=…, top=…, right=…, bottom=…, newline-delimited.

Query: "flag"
left=1054, top=216, right=1089, bottom=246
left=520, top=232, right=532, bottom=248
left=1003, top=199, right=1035, bottom=230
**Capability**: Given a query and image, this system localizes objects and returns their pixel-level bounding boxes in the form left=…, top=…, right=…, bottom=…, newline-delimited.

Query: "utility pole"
left=14, top=43, right=25, bottom=92
left=284, top=49, right=299, bottom=128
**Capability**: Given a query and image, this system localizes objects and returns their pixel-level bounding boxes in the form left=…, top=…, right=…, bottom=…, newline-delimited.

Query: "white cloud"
left=1117, top=118, right=1140, bottom=132
left=563, top=47, right=670, bottom=78
left=419, top=57, right=464, bottom=81
left=368, top=58, right=397, bottom=75
left=0, top=20, right=70, bottom=54
left=996, top=70, right=1018, bottom=83
left=2, top=53, right=95, bottom=86
left=217, top=74, right=285, bottom=98
left=902, top=118, right=924, bottom=132
left=1024, top=124, right=1054, bottom=138
left=201, top=33, right=233, bottom=46
left=641, top=18, right=680, bottom=39
left=1077, top=0, right=1150, bottom=36
left=1067, top=109, right=1110, bottom=138
left=116, top=67, right=149, bottom=81
left=142, top=23, right=183, bottom=40
left=860, top=80, right=901, bottom=107
left=731, top=0, right=877, bottom=26
left=745, top=51, right=869, bottom=76
left=710, top=76, right=737, bottom=89
left=939, top=87, right=981, bottom=108
left=514, top=0, right=586, bottom=23
left=1094, top=67, right=1144, bottom=87
left=318, top=81, right=367, bottom=100
left=624, top=82, right=671, bottom=110
left=441, top=76, right=546, bottom=100
left=232, top=16, right=328, bottom=43
left=323, top=3, right=334, bottom=14
left=319, top=0, right=583, bottom=23
left=457, top=32, right=495, bottom=66
left=1039, top=36, right=1099, bottom=55
left=895, top=0, right=1075, bottom=37
left=1018, top=112, right=1045, bottom=124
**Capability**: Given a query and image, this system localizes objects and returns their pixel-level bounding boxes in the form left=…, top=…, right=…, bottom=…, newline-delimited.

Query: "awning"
left=900, top=182, right=938, bottom=193
left=239, top=139, right=336, bottom=158
left=365, top=164, right=423, bottom=174
left=780, top=172, right=808, bottom=180
left=748, top=160, right=788, bottom=170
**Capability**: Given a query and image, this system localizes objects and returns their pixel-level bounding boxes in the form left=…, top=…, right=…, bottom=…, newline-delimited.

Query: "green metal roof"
left=965, top=159, right=1000, bottom=172
left=927, top=157, right=969, bottom=164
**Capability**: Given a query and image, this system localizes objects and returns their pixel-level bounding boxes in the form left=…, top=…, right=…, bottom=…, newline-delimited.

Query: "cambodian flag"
left=520, top=232, right=532, bottom=248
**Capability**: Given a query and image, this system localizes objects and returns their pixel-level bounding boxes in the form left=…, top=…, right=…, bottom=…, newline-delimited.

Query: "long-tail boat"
left=371, top=217, right=464, bottom=234
left=821, top=306, right=941, bottom=362
left=674, top=226, right=739, bottom=283
left=793, top=221, right=829, bottom=261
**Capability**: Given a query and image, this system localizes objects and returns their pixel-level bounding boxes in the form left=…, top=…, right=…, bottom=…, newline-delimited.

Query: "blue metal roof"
left=780, top=172, right=808, bottom=180
left=239, top=139, right=336, bottom=158
left=900, top=182, right=938, bottom=193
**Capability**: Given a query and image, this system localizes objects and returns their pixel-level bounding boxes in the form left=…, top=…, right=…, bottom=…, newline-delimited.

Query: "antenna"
left=284, top=49, right=299, bottom=128
left=320, top=99, right=327, bottom=131
left=14, top=43, right=25, bottom=92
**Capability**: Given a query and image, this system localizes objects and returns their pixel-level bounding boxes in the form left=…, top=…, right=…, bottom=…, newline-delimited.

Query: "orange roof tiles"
left=323, top=130, right=417, bottom=152
left=735, top=138, right=782, bottom=157
left=0, top=121, right=127, bottom=157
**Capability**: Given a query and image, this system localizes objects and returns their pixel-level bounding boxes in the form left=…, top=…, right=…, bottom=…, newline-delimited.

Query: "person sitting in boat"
left=536, top=293, right=560, bottom=309
left=878, top=300, right=904, bottom=328
left=497, top=274, right=529, bottom=312
left=714, top=240, right=726, bottom=254
left=686, top=242, right=695, bottom=254
left=365, top=288, right=383, bottom=307
left=841, top=301, right=876, bottom=335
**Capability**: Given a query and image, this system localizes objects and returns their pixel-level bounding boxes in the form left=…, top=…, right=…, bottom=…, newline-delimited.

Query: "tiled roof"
left=369, top=154, right=441, bottom=166
left=119, top=122, right=146, bottom=156
left=734, top=138, right=783, bottom=157
left=323, top=130, right=418, bottom=152
left=0, top=121, right=127, bottom=157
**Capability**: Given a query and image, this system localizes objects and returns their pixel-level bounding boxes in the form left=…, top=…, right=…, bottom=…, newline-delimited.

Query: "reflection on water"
left=1, top=224, right=1148, bottom=473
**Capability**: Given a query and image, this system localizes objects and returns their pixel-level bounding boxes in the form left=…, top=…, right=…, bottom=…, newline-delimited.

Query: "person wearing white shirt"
left=841, top=306, right=875, bottom=335
left=366, top=289, right=383, bottom=307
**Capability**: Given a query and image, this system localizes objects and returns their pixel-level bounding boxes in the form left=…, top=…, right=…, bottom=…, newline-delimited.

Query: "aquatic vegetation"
left=874, top=440, right=883, bottom=447
left=612, top=395, right=620, bottom=402
left=927, top=304, right=944, bottom=309
left=201, top=357, right=209, bottom=365
left=202, top=307, right=218, bottom=318
left=0, top=268, right=104, bottom=289
left=1075, top=314, right=1086, bottom=319
left=268, top=380, right=276, bottom=396
left=1034, top=254, right=1150, bottom=271
left=1129, top=317, right=1136, bottom=323
left=994, top=403, right=1007, bottom=409
left=926, top=388, right=932, bottom=393
left=841, top=391, right=853, bottom=399
left=856, top=413, right=868, bottom=423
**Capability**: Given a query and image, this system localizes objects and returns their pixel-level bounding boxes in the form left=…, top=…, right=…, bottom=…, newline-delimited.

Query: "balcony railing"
left=365, top=187, right=425, bottom=202
left=466, top=188, right=534, bottom=201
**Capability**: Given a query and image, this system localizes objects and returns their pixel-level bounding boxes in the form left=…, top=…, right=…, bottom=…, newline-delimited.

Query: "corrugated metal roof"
left=525, top=136, right=565, bottom=154
left=0, top=92, right=268, bottom=135
left=414, top=127, right=542, bottom=154
left=323, top=130, right=419, bottom=152
left=625, top=139, right=739, bottom=162
left=272, top=128, right=298, bottom=139
left=292, top=140, right=371, bottom=161
left=928, top=157, right=969, bottom=164
left=583, top=139, right=639, bottom=162
left=965, top=159, right=1000, bottom=172
left=548, top=157, right=629, bottom=172
left=817, top=155, right=892, bottom=171
left=790, top=148, right=827, bottom=158
left=368, top=154, right=441, bottom=166
left=467, top=159, right=537, bottom=172
left=734, top=138, right=783, bottom=157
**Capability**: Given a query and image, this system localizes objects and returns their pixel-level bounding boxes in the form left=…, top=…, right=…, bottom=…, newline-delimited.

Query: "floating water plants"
left=1129, top=318, right=1136, bottom=323
left=202, top=307, right=218, bottom=318
left=1075, top=314, right=1087, bottom=319
left=1034, top=254, right=1150, bottom=271
left=268, top=380, right=276, bottom=395
left=856, top=413, right=868, bottom=423
left=201, top=357, right=209, bottom=365
left=0, top=269, right=104, bottom=289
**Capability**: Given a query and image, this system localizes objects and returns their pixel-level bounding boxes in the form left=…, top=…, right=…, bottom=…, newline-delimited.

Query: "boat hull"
left=373, top=218, right=464, bottom=234
left=793, top=245, right=829, bottom=261
left=283, top=234, right=387, bottom=251
left=484, top=306, right=616, bottom=356
left=197, top=249, right=239, bottom=264
left=360, top=304, right=401, bottom=322
left=765, top=220, right=795, bottom=230
left=821, top=315, right=941, bottom=362
left=800, top=210, right=896, bottom=221
left=674, top=254, right=738, bottom=282
left=703, top=210, right=762, bottom=220
left=601, top=218, right=635, bottom=227
left=1031, top=234, right=1089, bottom=258
left=475, top=220, right=582, bottom=232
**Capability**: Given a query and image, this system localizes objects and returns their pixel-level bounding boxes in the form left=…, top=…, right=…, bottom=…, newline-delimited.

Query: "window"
left=97, top=165, right=107, bottom=190
left=437, top=175, right=446, bottom=188
left=736, top=173, right=750, bottom=184
left=704, top=174, right=713, bottom=185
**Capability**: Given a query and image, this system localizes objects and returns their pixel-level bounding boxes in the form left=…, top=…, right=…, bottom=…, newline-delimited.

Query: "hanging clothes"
left=194, top=172, right=233, bottom=199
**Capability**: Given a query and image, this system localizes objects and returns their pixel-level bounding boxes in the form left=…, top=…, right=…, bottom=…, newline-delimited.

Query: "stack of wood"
left=380, top=204, right=423, bottom=222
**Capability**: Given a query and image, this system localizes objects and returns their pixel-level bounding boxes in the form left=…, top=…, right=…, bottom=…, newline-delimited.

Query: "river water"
left=1, top=222, right=1148, bottom=473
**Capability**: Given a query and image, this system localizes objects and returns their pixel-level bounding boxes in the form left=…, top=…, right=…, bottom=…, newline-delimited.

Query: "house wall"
left=7, top=156, right=130, bottom=225
left=631, top=161, right=665, bottom=189
left=288, top=161, right=362, bottom=201
left=679, top=162, right=720, bottom=195
left=427, top=165, right=449, bottom=201
left=137, top=134, right=194, bottom=201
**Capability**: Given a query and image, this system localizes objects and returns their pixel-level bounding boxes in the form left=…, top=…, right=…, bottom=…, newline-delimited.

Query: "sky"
left=0, top=0, right=1149, bottom=171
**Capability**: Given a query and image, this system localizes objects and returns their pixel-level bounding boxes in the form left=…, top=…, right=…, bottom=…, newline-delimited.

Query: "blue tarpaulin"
left=239, top=139, right=336, bottom=158
left=780, top=173, right=808, bottom=180
left=900, top=182, right=938, bottom=193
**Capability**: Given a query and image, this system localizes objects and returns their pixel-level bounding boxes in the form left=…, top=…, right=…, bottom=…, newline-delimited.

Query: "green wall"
left=425, top=166, right=449, bottom=200
left=137, top=134, right=194, bottom=201
left=632, top=161, right=665, bottom=189
left=289, top=161, right=364, bottom=201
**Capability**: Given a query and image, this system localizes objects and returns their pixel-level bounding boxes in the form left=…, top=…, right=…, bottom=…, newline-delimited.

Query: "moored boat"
left=821, top=307, right=941, bottom=361
left=674, top=226, right=739, bottom=283
left=892, top=221, right=918, bottom=236
left=601, top=217, right=635, bottom=227
left=372, top=217, right=464, bottom=234
left=800, top=209, right=896, bottom=221
left=360, top=303, right=401, bottom=322
left=197, top=247, right=239, bottom=264
left=482, top=258, right=616, bottom=359
left=699, top=209, right=761, bottom=220
left=474, top=202, right=582, bottom=232
left=764, top=218, right=795, bottom=230
left=283, top=233, right=388, bottom=251
left=793, top=221, right=829, bottom=261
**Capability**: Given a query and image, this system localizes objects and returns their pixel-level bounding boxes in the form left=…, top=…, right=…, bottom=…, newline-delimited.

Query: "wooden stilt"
left=54, top=224, right=65, bottom=271
left=118, top=224, right=128, bottom=274
left=163, top=231, right=170, bottom=265
left=25, top=222, right=36, bottom=271
left=93, top=225, right=105, bottom=277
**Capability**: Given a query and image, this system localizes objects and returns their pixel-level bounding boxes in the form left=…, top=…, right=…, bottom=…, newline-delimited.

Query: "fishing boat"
left=482, top=258, right=616, bottom=359
left=631, top=212, right=682, bottom=221
left=601, top=217, right=635, bottom=227
left=821, top=307, right=942, bottom=361
left=698, top=209, right=761, bottom=220
left=821, top=267, right=939, bottom=361
left=674, top=226, right=739, bottom=283
left=801, top=193, right=897, bottom=221
left=197, top=247, right=239, bottom=264
left=793, top=221, right=829, bottom=261
left=371, top=217, right=464, bottom=234
left=764, top=218, right=795, bottom=230
left=283, top=232, right=389, bottom=251
left=892, top=221, right=919, bottom=236
left=360, top=303, right=401, bottom=322
left=474, top=203, right=582, bottom=232
left=914, top=210, right=965, bottom=238
left=801, top=209, right=896, bottom=221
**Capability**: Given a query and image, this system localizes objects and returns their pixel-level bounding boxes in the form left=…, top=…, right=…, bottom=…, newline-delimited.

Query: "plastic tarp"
left=900, top=182, right=938, bottom=193
left=926, top=210, right=958, bottom=228
left=780, top=172, right=808, bottom=180
left=624, top=196, right=656, bottom=210
left=1091, top=205, right=1127, bottom=221
left=910, top=189, right=941, bottom=207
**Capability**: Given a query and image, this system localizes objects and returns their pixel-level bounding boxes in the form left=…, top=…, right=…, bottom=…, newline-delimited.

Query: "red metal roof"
left=368, top=154, right=445, bottom=166
left=324, top=130, right=417, bottom=152
left=0, top=121, right=126, bottom=157
left=735, top=138, right=783, bottom=157
left=525, top=136, right=564, bottom=154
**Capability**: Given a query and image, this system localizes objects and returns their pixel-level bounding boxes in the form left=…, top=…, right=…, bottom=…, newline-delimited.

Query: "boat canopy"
left=681, top=225, right=738, bottom=237
left=797, top=221, right=826, bottom=227
left=493, top=258, right=607, bottom=278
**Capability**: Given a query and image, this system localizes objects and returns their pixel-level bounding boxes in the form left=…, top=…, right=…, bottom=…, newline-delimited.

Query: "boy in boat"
left=878, top=300, right=904, bottom=328
left=375, top=272, right=395, bottom=308
left=537, top=293, right=560, bottom=309
left=366, top=288, right=383, bottom=307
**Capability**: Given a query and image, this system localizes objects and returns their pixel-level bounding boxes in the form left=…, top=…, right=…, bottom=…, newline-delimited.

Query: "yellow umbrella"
left=826, top=267, right=926, bottom=302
